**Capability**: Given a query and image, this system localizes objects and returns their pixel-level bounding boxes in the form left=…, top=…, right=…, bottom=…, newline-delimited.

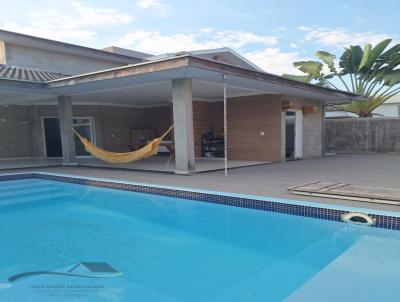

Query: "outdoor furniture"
left=130, top=128, right=157, bottom=151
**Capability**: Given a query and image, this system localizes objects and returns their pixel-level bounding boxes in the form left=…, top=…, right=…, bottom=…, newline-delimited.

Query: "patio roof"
left=0, top=54, right=367, bottom=106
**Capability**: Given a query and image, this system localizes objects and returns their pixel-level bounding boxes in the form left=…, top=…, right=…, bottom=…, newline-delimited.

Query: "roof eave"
left=0, top=78, right=45, bottom=89
left=0, top=54, right=366, bottom=104
left=186, top=56, right=367, bottom=103
left=46, top=56, right=191, bottom=88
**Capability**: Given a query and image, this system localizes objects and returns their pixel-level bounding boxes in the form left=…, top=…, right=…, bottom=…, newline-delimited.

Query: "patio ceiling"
left=0, top=55, right=367, bottom=107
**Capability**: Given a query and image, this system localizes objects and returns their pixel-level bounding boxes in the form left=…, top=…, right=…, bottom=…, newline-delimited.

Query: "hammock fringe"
left=72, top=125, right=174, bottom=164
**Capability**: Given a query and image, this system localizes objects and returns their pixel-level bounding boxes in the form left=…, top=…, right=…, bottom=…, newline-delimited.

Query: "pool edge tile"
left=1, top=172, right=399, bottom=231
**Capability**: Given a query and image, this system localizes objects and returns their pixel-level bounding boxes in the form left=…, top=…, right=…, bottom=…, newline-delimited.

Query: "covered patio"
left=0, top=55, right=364, bottom=174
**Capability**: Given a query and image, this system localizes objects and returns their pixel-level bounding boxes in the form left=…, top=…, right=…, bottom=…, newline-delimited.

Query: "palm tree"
left=284, top=39, right=400, bottom=117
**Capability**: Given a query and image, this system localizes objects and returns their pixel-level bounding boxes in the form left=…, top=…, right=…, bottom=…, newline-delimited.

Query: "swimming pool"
left=1, top=174, right=400, bottom=301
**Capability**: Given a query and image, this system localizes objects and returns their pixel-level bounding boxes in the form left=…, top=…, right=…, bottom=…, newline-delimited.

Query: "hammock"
left=72, top=125, right=174, bottom=164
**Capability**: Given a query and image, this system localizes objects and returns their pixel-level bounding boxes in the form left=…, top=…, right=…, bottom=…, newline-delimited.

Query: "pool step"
left=0, top=180, right=77, bottom=211
left=0, top=186, right=65, bottom=200
left=209, top=233, right=351, bottom=302
left=0, top=181, right=52, bottom=194
left=284, top=235, right=400, bottom=302
left=0, top=192, right=73, bottom=208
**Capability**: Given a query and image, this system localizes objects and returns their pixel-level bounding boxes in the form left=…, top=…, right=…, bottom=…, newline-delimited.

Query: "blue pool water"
left=0, top=179, right=400, bottom=302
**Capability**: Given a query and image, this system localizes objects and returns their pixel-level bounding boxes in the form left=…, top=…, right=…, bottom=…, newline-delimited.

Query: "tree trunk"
left=358, top=112, right=373, bottom=118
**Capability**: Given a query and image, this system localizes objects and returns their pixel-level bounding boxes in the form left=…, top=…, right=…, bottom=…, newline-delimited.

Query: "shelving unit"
left=201, top=134, right=224, bottom=158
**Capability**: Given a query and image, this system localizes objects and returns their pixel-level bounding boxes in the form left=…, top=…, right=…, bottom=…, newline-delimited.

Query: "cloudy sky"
left=0, top=0, right=399, bottom=75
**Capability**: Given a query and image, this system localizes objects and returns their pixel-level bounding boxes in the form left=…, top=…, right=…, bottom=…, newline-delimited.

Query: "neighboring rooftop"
left=382, top=94, right=400, bottom=104
left=0, top=29, right=265, bottom=73
left=0, top=29, right=144, bottom=64
left=145, top=47, right=264, bottom=72
left=102, top=46, right=152, bottom=60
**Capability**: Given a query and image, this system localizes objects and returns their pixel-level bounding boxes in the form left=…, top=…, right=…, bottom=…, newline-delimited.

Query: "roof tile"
left=0, top=64, right=69, bottom=83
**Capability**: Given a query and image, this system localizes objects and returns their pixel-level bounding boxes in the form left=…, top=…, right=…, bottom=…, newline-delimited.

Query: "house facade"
left=0, top=30, right=365, bottom=174
left=372, top=95, right=400, bottom=117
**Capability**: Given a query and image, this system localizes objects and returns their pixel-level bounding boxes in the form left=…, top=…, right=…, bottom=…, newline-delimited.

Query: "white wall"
left=302, top=103, right=323, bottom=158
left=373, top=104, right=400, bottom=117
left=283, top=99, right=323, bottom=158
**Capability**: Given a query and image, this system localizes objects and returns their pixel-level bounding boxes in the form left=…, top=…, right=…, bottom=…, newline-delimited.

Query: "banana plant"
left=283, top=39, right=400, bottom=117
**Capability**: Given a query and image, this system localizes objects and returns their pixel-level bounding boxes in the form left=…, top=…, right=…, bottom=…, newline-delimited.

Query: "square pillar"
left=30, top=105, right=45, bottom=158
left=172, top=78, right=195, bottom=175
left=58, top=95, right=76, bottom=165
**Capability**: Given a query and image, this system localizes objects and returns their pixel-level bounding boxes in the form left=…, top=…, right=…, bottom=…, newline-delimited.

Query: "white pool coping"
left=2, top=171, right=400, bottom=218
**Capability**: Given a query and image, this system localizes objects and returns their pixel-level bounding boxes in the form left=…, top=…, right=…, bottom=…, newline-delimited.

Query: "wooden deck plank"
left=288, top=181, right=400, bottom=204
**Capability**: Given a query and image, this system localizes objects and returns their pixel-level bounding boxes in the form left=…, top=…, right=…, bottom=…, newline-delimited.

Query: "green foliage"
left=283, top=39, right=400, bottom=117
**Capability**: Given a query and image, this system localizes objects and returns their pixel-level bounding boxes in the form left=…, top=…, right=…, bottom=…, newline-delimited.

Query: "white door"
left=284, top=110, right=303, bottom=160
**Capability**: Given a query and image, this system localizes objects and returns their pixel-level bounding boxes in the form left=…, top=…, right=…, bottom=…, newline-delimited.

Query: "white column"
left=30, top=105, right=45, bottom=158
left=58, top=95, right=76, bottom=165
left=321, top=105, right=326, bottom=156
left=172, top=78, right=195, bottom=175
left=294, top=110, right=303, bottom=159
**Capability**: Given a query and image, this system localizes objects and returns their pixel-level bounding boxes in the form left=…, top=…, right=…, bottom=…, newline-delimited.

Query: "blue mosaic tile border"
left=1, top=172, right=400, bottom=231
left=0, top=173, right=36, bottom=181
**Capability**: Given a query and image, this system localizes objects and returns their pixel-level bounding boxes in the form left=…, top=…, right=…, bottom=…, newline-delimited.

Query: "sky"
left=0, top=0, right=399, bottom=75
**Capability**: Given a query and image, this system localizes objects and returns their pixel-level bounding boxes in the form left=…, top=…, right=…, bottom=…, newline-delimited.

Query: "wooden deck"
left=288, top=181, right=400, bottom=205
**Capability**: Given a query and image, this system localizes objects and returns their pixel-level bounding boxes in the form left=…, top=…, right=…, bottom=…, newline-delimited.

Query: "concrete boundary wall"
left=325, top=118, right=400, bottom=153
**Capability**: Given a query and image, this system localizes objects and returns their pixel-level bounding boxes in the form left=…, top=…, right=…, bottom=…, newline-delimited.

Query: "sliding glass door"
left=42, top=117, right=95, bottom=158
left=72, top=117, right=95, bottom=157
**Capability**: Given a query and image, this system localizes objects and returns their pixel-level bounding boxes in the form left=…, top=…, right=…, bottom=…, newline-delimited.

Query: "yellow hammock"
left=72, top=125, right=174, bottom=164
